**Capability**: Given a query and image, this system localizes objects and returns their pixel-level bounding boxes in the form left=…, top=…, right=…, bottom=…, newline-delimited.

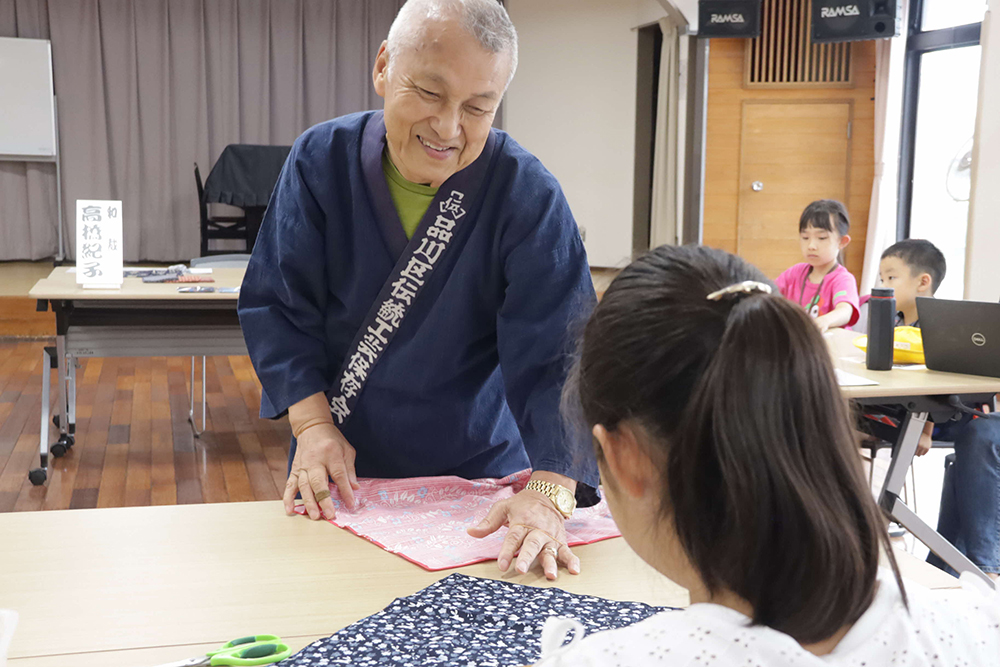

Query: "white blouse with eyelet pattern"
left=535, top=570, right=1000, bottom=667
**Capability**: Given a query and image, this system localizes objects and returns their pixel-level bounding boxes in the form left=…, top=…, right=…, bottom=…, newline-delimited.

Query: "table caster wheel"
left=28, top=468, right=47, bottom=485
left=51, top=436, right=72, bottom=458
left=52, top=434, right=74, bottom=453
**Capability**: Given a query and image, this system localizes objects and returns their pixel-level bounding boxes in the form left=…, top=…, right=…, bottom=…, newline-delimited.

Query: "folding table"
left=27, top=267, right=248, bottom=484
left=828, top=328, right=1000, bottom=588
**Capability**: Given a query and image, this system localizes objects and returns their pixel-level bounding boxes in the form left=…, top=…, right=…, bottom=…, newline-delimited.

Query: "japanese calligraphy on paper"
left=328, top=190, right=467, bottom=425
left=75, top=200, right=124, bottom=288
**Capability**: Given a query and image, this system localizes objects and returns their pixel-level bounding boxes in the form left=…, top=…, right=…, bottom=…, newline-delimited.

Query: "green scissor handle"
left=208, top=636, right=282, bottom=655
left=206, top=636, right=292, bottom=666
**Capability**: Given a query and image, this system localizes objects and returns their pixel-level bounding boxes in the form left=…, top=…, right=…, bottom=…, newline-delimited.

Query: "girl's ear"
left=838, top=234, right=852, bottom=250
left=593, top=423, right=654, bottom=499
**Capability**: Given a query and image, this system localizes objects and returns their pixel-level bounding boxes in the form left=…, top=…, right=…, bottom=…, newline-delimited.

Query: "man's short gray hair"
left=386, top=0, right=518, bottom=87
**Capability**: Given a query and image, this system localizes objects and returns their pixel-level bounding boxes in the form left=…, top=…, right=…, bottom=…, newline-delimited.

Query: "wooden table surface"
left=827, top=328, right=1000, bottom=399
left=0, top=501, right=677, bottom=666
left=0, top=500, right=958, bottom=667
left=28, top=267, right=246, bottom=301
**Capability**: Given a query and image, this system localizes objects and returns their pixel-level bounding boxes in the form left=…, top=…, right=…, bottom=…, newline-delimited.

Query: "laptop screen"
left=917, top=297, right=1000, bottom=378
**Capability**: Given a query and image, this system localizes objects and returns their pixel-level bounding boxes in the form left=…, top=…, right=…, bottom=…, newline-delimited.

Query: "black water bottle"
left=867, top=287, right=895, bottom=371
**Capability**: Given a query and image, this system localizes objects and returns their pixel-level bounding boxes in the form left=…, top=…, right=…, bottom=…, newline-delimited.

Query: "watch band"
left=525, top=479, right=558, bottom=494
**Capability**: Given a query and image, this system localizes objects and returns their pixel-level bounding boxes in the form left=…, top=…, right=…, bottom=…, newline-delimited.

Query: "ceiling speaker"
left=811, top=0, right=902, bottom=43
left=698, top=1, right=763, bottom=39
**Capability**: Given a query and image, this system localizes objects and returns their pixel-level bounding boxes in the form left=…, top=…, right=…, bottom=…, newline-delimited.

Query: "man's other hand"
left=284, top=422, right=359, bottom=520
left=467, top=474, right=580, bottom=581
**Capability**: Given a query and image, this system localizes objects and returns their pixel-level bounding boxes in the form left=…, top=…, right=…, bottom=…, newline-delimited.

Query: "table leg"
left=29, top=349, right=54, bottom=485
left=879, top=411, right=927, bottom=499
left=55, top=335, right=69, bottom=441
left=67, top=354, right=77, bottom=435
left=879, top=410, right=996, bottom=589
left=38, top=349, right=51, bottom=463
left=188, top=356, right=207, bottom=437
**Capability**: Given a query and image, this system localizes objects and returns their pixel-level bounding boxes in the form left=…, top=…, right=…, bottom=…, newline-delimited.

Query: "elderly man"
left=239, top=0, right=598, bottom=580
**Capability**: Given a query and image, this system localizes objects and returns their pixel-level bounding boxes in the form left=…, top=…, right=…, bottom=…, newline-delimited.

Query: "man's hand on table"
left=467, top=471, right=581, bottom=581
left=285, top=393, right=360, bottom=520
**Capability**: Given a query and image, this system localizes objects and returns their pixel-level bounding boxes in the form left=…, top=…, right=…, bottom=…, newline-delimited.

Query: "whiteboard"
left=0, top=37, right=56, bottom=160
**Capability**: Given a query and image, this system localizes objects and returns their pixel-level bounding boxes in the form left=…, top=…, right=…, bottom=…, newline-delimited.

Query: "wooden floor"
left=0, top=340, right=291, bottom=512
left=0, top=297, right=56, bottom=336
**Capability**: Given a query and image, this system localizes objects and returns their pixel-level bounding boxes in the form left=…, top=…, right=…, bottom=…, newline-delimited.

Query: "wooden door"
left=737, top=102, right=852, bottom=279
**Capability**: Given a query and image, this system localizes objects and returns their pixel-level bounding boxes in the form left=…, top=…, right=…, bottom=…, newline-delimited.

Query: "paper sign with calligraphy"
left=75, top=200, right=124, bottom=289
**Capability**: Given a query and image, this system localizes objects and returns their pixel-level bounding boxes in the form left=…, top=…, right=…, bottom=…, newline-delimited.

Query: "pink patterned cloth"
left=293, top=470, right=621, bottom=571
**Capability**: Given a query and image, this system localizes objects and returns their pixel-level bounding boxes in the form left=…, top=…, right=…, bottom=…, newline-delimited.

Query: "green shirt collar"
left=382, top=150, right=438, bottom=196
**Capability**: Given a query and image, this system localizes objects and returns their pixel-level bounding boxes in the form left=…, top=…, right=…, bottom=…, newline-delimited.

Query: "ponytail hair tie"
left=706, top=280, right=773, bottom=301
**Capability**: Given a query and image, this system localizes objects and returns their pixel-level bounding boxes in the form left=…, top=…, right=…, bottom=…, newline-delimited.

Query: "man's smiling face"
left=373, top=14, right=510, bottom=187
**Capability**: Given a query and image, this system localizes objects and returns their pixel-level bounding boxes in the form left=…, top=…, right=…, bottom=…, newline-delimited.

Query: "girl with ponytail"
left=537, top=245, right=999, bottom=666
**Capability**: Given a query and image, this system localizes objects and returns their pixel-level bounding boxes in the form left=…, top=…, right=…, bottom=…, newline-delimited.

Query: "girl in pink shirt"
left=776, top=200, right=860, bottom=332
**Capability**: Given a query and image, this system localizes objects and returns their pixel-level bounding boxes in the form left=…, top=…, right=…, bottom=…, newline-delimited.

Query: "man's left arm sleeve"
left=495, top=188, right=600, bottom=495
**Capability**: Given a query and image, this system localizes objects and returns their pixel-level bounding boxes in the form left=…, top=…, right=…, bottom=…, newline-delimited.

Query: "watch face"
left=556, top=493, right=574, bottom=515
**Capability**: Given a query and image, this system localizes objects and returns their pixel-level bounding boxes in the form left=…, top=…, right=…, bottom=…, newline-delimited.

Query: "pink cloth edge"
left=327, top=519, right=622, bottom=572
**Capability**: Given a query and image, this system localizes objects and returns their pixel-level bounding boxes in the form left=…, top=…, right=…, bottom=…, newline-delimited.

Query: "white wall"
left=504, top=0, right=671, bottom=267
left=966, top=0, right=1000, bottom=301
left=671, top=0, right=699, bottom=31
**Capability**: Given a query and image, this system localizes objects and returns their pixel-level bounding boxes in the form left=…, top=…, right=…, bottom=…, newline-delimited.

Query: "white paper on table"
left=835, top=368, right=880, bottom=387
left=893, top=364, right=928, bottom=371
left=75, top=200, right=124, bottom=289
left=0, top=609, right=18, bottom=666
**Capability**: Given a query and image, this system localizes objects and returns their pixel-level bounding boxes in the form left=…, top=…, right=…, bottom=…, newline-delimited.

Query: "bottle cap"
left=871, top=287, right=894, bottom=298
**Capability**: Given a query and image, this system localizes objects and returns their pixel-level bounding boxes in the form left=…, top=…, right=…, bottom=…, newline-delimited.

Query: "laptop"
left=917, top=297, right=1000, bottom=378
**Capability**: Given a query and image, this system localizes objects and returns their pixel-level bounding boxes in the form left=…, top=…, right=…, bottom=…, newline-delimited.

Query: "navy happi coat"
left=239, top=111, right=598, bottom=489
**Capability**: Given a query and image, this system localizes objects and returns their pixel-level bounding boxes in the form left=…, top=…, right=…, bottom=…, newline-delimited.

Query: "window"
left=921, top=0, right=987, bottom=31
left=898, top=0, right=983, bottom=298
left=907, top=46, right=981, bottom=299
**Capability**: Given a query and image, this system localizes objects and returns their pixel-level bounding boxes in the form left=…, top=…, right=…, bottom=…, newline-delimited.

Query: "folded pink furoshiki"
left=293, top=469, right=621, bottom=571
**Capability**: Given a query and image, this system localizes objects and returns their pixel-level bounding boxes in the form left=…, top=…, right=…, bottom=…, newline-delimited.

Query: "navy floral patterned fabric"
left=278, top=573, right=673, bottom=666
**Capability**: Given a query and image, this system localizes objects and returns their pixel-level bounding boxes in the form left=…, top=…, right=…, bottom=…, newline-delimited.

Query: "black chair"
left=195, top=163, right=248, bottom=256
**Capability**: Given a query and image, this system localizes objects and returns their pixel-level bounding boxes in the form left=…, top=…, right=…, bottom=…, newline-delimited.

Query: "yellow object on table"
left=853, top=326, right=926, bottom=365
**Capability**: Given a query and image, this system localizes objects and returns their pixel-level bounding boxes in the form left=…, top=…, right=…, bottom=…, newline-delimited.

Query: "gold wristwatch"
left=525, top=480, right=577, bottom=518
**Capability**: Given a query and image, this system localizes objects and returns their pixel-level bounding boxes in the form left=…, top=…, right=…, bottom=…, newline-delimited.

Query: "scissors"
left=153, top=634, right=292, bottom=667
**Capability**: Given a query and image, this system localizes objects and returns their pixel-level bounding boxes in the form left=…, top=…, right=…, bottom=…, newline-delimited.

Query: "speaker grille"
left=746, top=0, right=853, bottom=87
